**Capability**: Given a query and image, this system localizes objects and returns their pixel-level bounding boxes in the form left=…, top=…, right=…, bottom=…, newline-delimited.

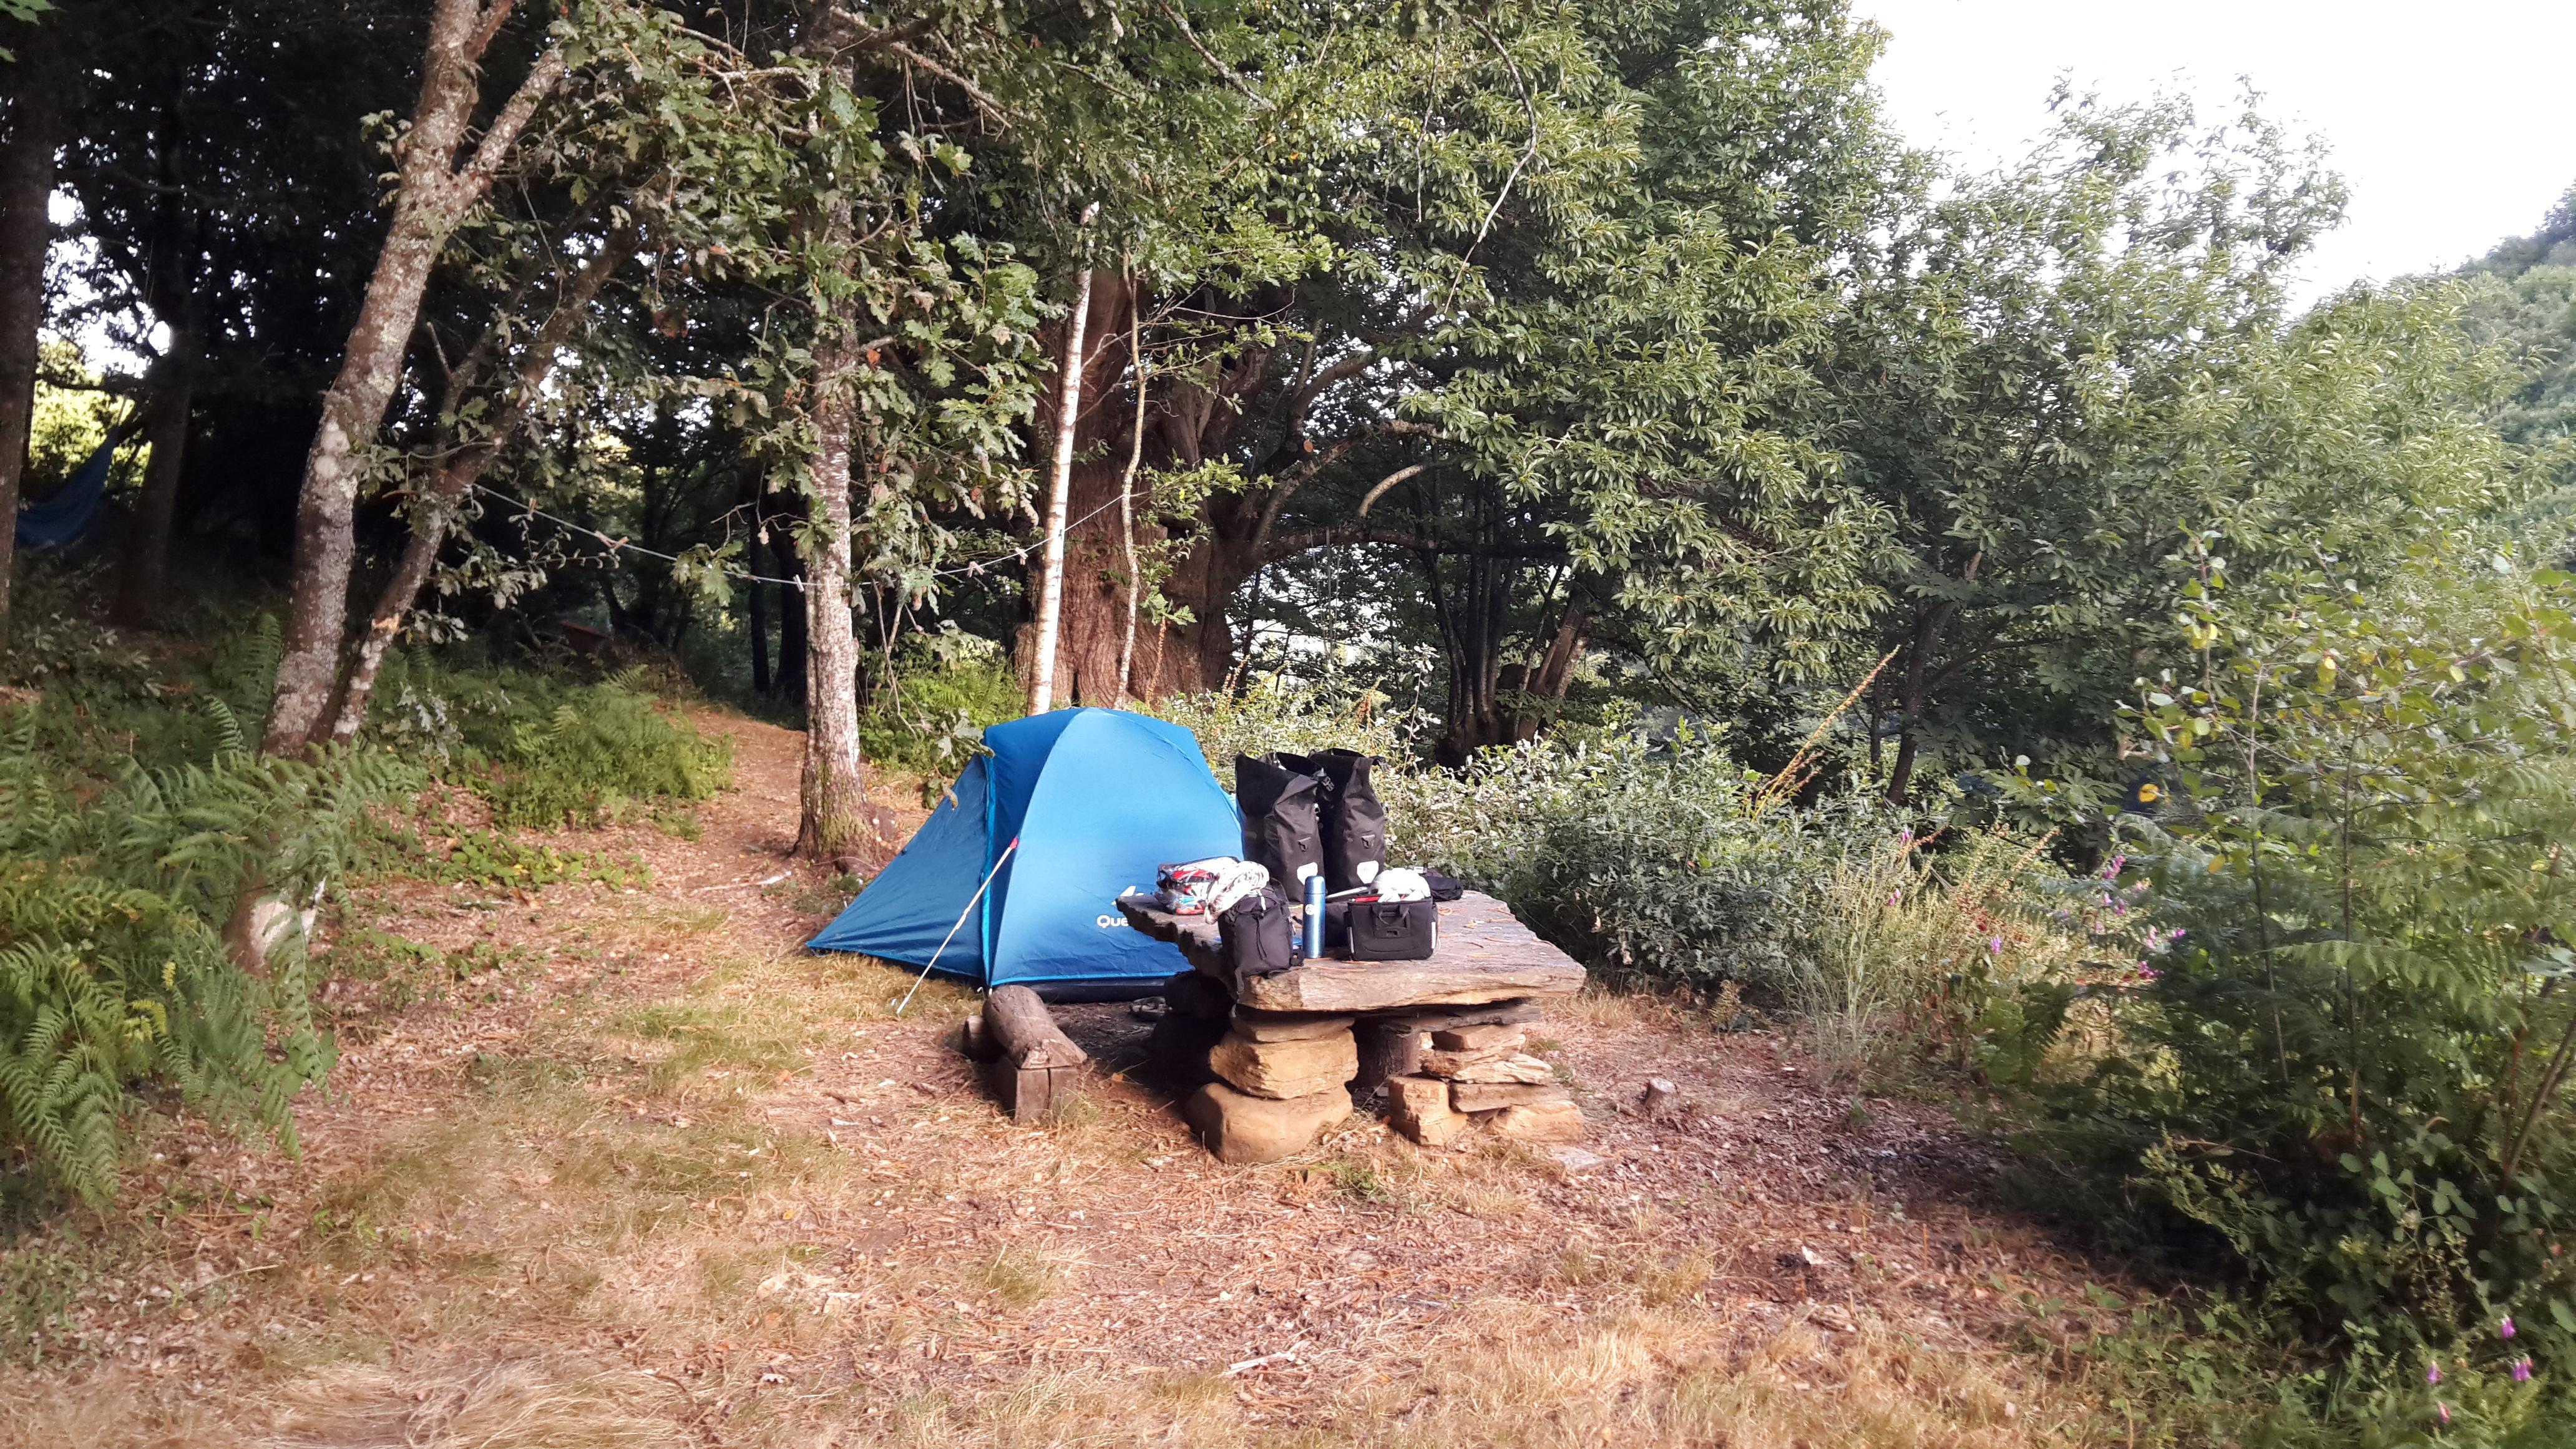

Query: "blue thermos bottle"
left=1304, top=873, right=1327, bottom=959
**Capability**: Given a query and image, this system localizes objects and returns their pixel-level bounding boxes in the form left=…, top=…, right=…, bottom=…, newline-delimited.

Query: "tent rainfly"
left=807, top=708, right=1241, bottom=996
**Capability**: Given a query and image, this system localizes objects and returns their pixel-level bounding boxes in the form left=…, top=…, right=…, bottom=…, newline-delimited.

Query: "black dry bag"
left=1236, top=753, right=1323, bottom=889
left=1304, top=748, right=1387, bottom=892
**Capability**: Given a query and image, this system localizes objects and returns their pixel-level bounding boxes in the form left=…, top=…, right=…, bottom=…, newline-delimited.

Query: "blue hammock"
left=16, top=440, right=112, bottom=550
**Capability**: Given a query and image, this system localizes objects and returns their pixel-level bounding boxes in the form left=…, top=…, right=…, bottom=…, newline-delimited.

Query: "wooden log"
left=1350, top=1019, right=1424, bottom=1100
left=981, top=1056, right=1086, bottom=1124
left=984, top=985, right=1088, bottom=1069
left=1639, top=1077, right=1680, bottom=1118
left=959, top=1013, right=1002, bottom=1063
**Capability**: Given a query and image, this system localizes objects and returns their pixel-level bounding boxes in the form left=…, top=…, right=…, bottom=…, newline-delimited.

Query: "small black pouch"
left=1335, top=897, right=1438, bottom=961
left=1217, top=884, right=1297, bottom=986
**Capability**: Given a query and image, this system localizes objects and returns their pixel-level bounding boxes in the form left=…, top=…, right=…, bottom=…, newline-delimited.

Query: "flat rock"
left=1182, top=1081, right=1351, bottom=1164
left=1549, top=1146, right=1608, bottom=1173
left=1450, top=1080, right=1573, bottom=1113
left=1418, top=1042, right=1515, bottom=1077
left=1437, top=1051, right=1556, bottom=1085
left=1491, top=1099, right=1586, bottom=1143
left=1208, top=1028, right=1358, bottom=1100
left=1232, top=1008, right=1357, bottom=1043
left=1387, top=1073, right=1470, bottom=1148
left=1121, top=894, right=1583, bottom=1013
left=1431, top=1022, right=1527, bottom=1053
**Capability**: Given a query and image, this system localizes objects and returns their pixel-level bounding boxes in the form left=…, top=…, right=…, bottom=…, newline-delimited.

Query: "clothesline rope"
left=466, top=480, right=1138, bottom=592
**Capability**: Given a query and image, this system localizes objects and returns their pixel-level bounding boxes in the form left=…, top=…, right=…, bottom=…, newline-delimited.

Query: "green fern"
left=0, top=705, right=417, bottom=1207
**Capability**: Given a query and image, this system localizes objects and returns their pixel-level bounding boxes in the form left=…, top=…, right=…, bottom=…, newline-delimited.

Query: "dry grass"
left=0, top=709, right=2162, bottom=1449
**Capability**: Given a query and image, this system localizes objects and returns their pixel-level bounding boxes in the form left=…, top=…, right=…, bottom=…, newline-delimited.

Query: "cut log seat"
left=978, top=984, right=1090, bottom=1123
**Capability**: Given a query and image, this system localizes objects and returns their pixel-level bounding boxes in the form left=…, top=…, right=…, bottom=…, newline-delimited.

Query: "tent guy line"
left=895, top=836, right=1019, bottom=1017
left=466, top=480, right=1141, bottom=593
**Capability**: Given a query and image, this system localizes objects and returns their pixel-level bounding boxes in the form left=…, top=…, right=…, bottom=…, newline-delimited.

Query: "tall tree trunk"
left=794, top=316, right=874, bottom=864
left=112, top=343, right=193, bottom=626
left=0, top=26, right=67, bottom=644
left=1025, top=267, right=1094, bottom=716
left=263, top=0, right=562, bottom=754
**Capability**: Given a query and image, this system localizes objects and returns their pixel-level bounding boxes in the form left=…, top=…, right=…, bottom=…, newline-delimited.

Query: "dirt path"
left=0, top=708, right=2155, bottom=1448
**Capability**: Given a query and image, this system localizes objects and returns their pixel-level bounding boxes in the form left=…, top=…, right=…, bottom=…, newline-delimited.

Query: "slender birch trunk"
left=1026, top=266, right=1093, bottom=715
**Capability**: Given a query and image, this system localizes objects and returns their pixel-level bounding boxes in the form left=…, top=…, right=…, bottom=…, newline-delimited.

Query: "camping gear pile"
left=1131, top=749, right=1588, bottom=1162
left=816, top=709, right=1588, bottom=1158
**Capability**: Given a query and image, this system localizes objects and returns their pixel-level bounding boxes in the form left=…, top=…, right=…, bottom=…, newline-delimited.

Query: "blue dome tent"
left=807, top=708, right=1240, bottom=997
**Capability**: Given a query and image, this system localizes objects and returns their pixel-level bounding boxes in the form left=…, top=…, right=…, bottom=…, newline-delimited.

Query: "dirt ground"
left=0, top=708, right=2169, bottom=1448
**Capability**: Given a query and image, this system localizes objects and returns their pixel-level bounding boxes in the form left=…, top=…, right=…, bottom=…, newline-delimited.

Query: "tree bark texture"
left=319, top=229, right=632, bottom=744
left=1025, top=266, right=1094, bottom=715
left=264, top=0, right=563, bottom=755
left=0, top=26, right=68, bottom=643
left=114, top=348, right=195, bottom=627
left=1015, top=275, right=1267, bottom=705
left=793, top=311, right=876, bottom=865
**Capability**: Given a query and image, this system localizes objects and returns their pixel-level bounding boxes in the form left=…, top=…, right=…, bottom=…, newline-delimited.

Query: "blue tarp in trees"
left=807, top=708, right=1241, bottom=990
left=16, top=440, right=114, bottom=550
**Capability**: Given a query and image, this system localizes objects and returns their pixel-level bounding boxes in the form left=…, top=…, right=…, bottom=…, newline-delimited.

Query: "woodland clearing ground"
left=0, top=708, right=2216, bottom=1447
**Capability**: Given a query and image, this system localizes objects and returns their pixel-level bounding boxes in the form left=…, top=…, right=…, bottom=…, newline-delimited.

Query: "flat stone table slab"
left=1118, top=890, right=1584, bottom=1014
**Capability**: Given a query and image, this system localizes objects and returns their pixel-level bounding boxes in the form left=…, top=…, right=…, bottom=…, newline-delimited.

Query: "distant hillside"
left=2460, top=184, right=2576, bottom=456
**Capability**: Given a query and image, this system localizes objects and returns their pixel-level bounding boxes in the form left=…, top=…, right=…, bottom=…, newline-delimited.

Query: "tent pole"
left=895, top=836, right=1020, bottom=1017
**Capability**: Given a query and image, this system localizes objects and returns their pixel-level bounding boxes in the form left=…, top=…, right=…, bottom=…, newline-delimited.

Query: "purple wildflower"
left=2513, top=1357, right=2533, bottom=1383
left=1897, top=828, right=1913, bottom=845
left=1988, top=935, right=2003, bottom=955
left=2501, top=1314, right=2516, bottom=1339
left=2427, top=1362, right=2443, bottom=1385
left=1888, top=892, right=1902, bottom=907
left=2439, top=1402, right=2452, bottom=1425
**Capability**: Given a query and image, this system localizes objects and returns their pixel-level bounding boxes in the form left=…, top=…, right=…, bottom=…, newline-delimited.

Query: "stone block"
left=1208, top=1027, right=1358, bottom=1100
left=1450, top=1080, right=1573, bottom=1113
left=1182, top=1081, right=1351, bottom=1164
left=1435, top=1051, right=1555, bottom=1085
left=1387, top=1073, right=1470, bottom=1148
left=1490, top=1099, right=1586, bottom=1144
left=1232, top=1008, right=1357, bottom=1042
left=1430, top=1022, right=1527, bottom=1053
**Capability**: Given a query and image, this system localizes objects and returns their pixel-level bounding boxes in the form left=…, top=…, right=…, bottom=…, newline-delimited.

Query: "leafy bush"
left=1159, top=680, right=1882, bottom=997
left=2017, top=541, right=2576, bottom=1423
left=370, top=654, right=730, bottom=829
left=0, top=704, right=419, bottom=1207
left=857, top=625, right=1023, bottom=779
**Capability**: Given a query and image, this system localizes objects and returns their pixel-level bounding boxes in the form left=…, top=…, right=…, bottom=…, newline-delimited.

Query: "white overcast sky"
left=1854, top=0, right=2576, bottom=301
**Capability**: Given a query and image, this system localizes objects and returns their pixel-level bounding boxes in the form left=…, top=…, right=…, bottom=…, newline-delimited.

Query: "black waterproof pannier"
left=1217, top=884, right=1298, bottom=987
left=1328, top=897, right=1438, bottom=962
left=1235, top=754, right=1323, bottom=889
left=1299, top=748, right=1387, bottom=893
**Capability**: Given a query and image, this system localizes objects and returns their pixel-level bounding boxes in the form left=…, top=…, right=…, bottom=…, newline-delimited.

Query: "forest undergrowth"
left=0, top=601, right=2334, bottom=1449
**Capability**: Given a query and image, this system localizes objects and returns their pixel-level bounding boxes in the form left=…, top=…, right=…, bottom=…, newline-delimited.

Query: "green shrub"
left=2015, top=541, right=2576, bottom=1425
left=1159, top=680, right=1883, bottom=996
left=370, top=655, right=731, bottom=829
